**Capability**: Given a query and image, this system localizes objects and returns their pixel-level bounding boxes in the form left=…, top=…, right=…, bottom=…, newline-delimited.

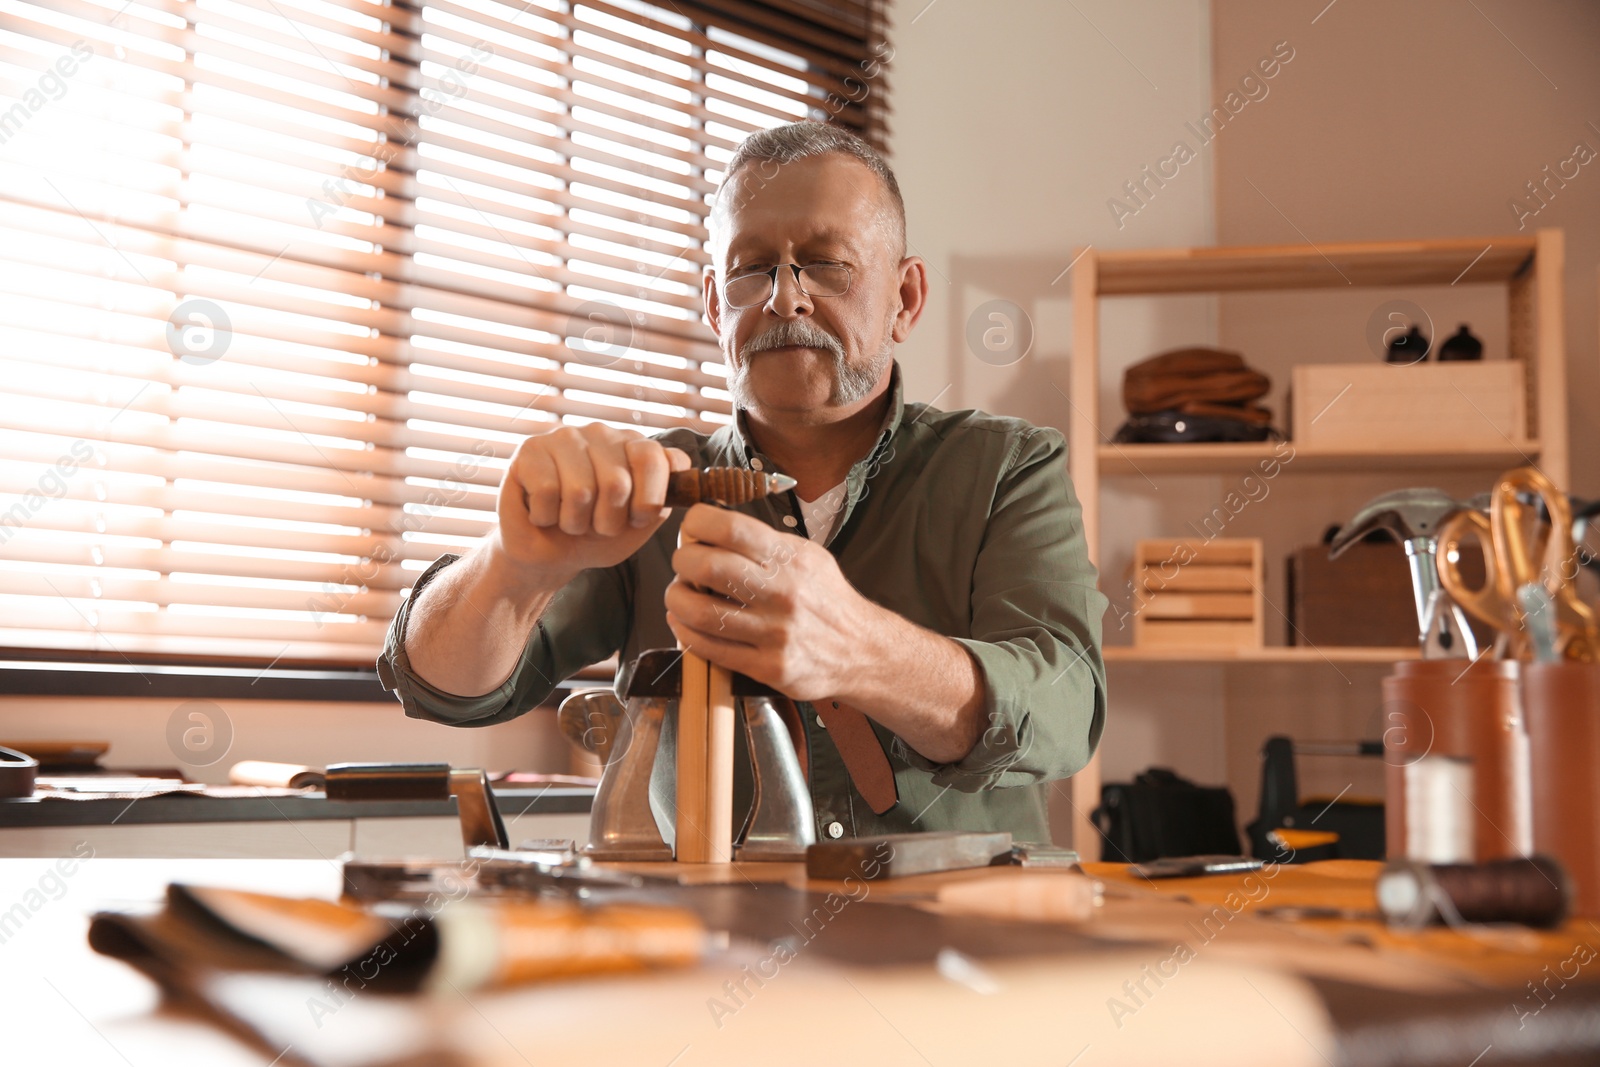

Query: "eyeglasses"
left=721, top=263, right=852, bottom=310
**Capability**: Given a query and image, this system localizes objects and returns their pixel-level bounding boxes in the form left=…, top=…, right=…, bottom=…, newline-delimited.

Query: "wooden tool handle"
left=674, top=529, right=736, bottom=863
left=666, top=468, right=792, bottom=507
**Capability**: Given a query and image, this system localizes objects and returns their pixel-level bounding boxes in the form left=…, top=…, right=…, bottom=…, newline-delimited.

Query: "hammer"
left=1329, top=488, right=1478, bottom=659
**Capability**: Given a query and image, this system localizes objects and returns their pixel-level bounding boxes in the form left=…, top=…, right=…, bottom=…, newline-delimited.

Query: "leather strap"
left=0, top=745, right=40, bottom=799
left=814, top=698, right=898, bottom=815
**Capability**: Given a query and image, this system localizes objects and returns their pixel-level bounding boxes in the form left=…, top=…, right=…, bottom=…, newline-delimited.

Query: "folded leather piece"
left=1172, top=399, right=1274, bottom=424
left=90, top=884, right=705, bottom=995
left=1123, top=346, right=1272, bottom=414
left=88, top=882, right=709, bottom=1065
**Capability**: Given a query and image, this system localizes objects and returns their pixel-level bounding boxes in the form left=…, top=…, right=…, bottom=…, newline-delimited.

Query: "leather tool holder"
left=1524, top=662, right=1600, bottom=916
left=0, top=745, right=39, bottom=799
left=1381, top=658, right=1529, bottom=864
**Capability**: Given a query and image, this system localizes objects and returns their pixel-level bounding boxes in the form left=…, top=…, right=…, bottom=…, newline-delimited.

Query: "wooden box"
left=1286, top=540, right=1494, bottom=648
left=1132, top=538, right=1263, bottom=650
left=1290, top=361, right=1526, bottom=450
left=1286, top=542, right=1414, bottom=647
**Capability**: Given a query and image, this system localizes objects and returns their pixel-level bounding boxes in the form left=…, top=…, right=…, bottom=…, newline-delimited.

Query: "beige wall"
left=891, top=0, right=1218, bottom=422
left=889, top=0, right=1230, bottom=841
left=1207, top=0, right=1600, bottom=820
left=1214, top=0, right=1598, bottom=491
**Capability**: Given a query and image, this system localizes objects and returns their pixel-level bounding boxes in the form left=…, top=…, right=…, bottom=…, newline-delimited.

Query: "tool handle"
left=665, top=468, right=794, bottom=507
left=324, top=762, right=452, bottom=802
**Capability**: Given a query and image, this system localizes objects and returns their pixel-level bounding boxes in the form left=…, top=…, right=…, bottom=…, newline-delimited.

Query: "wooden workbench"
left=4, top=856, right=1597, bottom=1066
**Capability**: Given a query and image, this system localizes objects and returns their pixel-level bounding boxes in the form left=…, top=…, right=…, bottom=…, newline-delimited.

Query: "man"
left=377, top=121, right=1107, bottom=844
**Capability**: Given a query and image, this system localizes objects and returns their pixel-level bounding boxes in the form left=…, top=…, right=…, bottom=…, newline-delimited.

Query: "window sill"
left=0, top=660, right=614, bottom=702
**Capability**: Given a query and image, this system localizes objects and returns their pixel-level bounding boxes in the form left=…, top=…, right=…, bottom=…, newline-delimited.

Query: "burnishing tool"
left=671, top=467, right=798, bottom=863
left=566, top=470, right=1092, bottom=869
left=562, top=465, right=815, bottom=864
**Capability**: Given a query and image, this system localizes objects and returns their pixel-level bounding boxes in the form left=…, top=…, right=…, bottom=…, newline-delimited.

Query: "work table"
left=5, top=855, right=1598, bottom=1066
left=0, top=786, right=594, bottom=827
left=0, top=786, right=594, bottom=859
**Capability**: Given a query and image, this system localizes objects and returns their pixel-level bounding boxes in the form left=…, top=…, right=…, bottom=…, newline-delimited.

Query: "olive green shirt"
left=376, top=364, right=1108, bottom=843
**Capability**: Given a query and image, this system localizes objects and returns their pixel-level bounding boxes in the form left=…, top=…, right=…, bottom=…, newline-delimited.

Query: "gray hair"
left=710, top=122, right=907, bottom=260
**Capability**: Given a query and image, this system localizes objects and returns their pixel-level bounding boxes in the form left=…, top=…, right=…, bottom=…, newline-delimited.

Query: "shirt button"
left=781, top=515, right=798, bottom=528
left=750, top=458, right=764, bottom=471
left=815, top=714, right=826, bottom=729
left=826, top=821, right=844, bottom=839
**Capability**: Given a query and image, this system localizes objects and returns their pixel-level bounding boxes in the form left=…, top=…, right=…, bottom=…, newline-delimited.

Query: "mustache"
left=741, top=320, right=846, bottom=360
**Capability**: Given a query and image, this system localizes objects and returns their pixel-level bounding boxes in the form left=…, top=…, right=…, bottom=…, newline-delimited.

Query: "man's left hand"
left=663, top=504, right=877, bottom=700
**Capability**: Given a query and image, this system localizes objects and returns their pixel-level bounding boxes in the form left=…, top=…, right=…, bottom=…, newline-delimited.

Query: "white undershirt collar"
left=797, top=482, right=847, bottom=545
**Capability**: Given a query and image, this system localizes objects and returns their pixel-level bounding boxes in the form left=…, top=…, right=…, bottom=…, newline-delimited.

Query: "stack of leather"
left=1113, top=347, right=1275, bottom=443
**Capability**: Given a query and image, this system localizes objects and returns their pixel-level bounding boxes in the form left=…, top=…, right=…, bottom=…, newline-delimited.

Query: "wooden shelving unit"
left=1071, top=231, right=1568, bottom=562
left=1060, top=230, right=1567, bottom=860
left=1097, top=441, right=1543, bottom=477
left=1103, top=645, right=1420, bottom=665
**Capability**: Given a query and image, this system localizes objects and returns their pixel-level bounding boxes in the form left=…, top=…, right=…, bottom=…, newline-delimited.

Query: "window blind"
left=0, top=0, right=891, bottom=668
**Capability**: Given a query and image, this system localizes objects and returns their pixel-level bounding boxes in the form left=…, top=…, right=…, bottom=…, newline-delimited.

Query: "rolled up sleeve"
left=898, top=428, right=1107, bottom=791
left=376, top=552, right=633, bottom=727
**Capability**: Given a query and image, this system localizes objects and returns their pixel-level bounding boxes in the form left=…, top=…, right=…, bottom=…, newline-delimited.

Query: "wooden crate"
left=1290, top=361, right=1526, bottom=450
left=1286, top=541, right=1496, bottom=649
left=1132, top=538, right=1264, bottom=650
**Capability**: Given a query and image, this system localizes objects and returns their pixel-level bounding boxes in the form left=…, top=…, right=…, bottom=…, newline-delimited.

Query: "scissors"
left=1436, top=466, right=1598, bottom=662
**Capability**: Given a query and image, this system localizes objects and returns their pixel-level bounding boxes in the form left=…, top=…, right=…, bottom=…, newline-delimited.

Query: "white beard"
left=728, top=337, right=891, bottom=409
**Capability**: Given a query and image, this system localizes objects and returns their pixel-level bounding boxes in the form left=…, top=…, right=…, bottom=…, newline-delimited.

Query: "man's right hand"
left=493, top=424, right=691, bottom=589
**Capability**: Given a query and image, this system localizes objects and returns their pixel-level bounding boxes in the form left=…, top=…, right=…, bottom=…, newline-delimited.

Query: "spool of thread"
left=1376, top=856, right=1570, bottom=929
left=1403, top=755, right=1474, bottom=864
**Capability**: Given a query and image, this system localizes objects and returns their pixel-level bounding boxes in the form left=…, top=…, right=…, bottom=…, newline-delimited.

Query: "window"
left=0, top=0, right=891, bottom=671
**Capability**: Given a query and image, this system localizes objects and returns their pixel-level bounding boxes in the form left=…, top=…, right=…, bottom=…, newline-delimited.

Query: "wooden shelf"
left=1091, top=236, right=1537, bottom=295
left=1097, top=441, right=1541, bottom=477
left=1104, top=645, right=1421, bottom=665
left=1061, top=229, right=1565, bottom=864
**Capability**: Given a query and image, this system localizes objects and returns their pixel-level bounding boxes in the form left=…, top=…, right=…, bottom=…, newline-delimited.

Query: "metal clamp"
left=559, top=649, right=815, bottom=862
left=734, top=695, right=814, bottom=861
